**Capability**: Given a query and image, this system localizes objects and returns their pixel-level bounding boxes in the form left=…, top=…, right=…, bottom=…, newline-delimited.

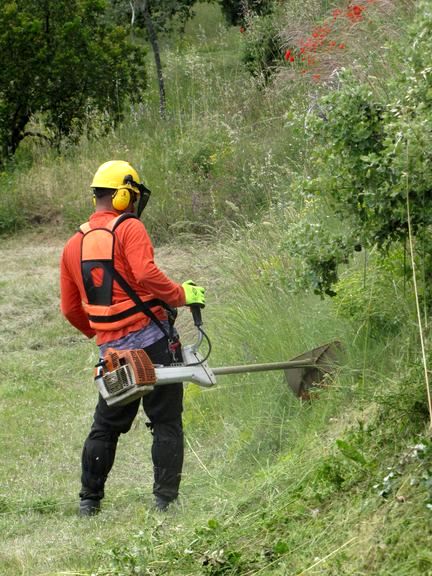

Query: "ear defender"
left=92, top=194, right=96, bottom=207
left=111, top=188, right=131, bottom=211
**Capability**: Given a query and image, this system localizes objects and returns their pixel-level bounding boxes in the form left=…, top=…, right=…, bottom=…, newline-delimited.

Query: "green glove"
left=182, top=280, right=206, bottom=306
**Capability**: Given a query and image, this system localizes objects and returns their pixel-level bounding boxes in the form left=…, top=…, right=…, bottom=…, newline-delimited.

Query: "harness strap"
left=111, top=214, right=178, bottom=342
left=111, top=268, right=177, bottom=342
left=80, top=213, right=178, bottom=343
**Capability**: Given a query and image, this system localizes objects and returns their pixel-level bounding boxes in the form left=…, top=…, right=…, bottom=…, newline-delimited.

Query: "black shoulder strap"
left=110, top=213, right=177, bottom=341
left=111, top=212, right=138, bottom=232
left=111, top=268, right=177, bottom=341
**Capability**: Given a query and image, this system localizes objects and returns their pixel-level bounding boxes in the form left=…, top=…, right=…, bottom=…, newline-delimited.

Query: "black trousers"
left=80, top=337, right=184, bottom=503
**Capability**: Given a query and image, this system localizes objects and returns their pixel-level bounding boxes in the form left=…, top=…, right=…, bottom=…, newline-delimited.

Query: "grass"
left=2, top=2, right=312, bottom=240
left=1, top=217, right=431, bottom=575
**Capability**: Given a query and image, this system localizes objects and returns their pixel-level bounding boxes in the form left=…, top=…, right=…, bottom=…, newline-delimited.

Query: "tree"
left=110, top=0, right=197, bottom=119
left=111, top=0, right=196, bottom=33
left=218, top=0, right=274, bottom=26
left=142, top=0, right=168, bottom=119
left=285, top=4, right=432, bottom=302
left=0, top=0, right=147, bottom=160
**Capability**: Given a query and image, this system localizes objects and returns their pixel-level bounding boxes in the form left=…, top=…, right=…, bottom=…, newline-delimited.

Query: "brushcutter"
left=94, top=305, right=343, bottom=407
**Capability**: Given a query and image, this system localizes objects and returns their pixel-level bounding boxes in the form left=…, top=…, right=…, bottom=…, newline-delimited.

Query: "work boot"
left=79, top=498, right=101, bottom=517
left=154, top=496, right=173, bottom=512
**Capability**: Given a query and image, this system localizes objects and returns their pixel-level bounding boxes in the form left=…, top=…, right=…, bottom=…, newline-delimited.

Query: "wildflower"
left=347, top=4, right=364, bottom=21
left=289, top=56, right=295, bottom=62
left=332, top=8, right=342, bottom=17
left=339, top=43, right=346, bottom=49
left=312, top=74, right=321, bottom=81
left=284, top=49, right=291, bottom=61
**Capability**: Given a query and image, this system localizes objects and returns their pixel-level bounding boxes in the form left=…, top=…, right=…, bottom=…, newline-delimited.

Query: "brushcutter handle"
left=190, top=304, right=203, bottom=327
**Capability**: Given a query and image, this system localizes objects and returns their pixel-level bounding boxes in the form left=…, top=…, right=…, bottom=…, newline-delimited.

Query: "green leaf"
left=336, top=439, right=368, bottom=466
left=207, top=518, right=219, bottom=530
left=273, top=540, right=290, bottom=555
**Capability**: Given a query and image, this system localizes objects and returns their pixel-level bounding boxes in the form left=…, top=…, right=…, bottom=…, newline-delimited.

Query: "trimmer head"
left=284, top=341, right=343, bottom=399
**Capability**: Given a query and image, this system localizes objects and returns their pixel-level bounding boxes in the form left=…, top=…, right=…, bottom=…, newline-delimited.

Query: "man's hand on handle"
left=182, top=280, right=206, bottom=307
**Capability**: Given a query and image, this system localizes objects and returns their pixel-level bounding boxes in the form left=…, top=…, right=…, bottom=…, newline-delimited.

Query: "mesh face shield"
left=136, top=182, right=151, bottom=218
left=123, top=175, right=152, bottom=218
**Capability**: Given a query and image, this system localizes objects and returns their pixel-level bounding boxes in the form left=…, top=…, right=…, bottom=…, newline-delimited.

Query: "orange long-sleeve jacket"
left=60, top=210, right=186, bottom=345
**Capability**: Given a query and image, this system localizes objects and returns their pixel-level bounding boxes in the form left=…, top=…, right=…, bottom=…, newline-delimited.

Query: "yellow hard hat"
left=91, top=160, right=141, bottom=194
left=91, top=160, right=151, bottom=217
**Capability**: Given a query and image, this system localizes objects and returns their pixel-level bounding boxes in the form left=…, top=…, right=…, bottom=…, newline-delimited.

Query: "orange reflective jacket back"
left=80, top=214, right=149, bottom=332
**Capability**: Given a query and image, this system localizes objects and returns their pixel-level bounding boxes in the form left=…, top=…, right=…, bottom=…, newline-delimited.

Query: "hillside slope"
left=0, top=226, right=431, bottom=576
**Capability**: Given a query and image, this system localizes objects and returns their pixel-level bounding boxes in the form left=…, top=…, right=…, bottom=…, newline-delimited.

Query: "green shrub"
left=241, top=12, right=282, bottom=82
left=335, top=248, right=413, bottom=339
left=282, top=2, right=432, bottom=300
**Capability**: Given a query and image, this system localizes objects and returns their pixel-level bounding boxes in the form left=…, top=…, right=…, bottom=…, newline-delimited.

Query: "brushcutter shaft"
left=212, top=359, right=317, bottom=376
left=95, top=337, right=342, bottom=406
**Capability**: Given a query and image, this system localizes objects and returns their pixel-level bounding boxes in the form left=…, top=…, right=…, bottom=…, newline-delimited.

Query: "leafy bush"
left=0, top=0, right=147, bottom=161
left=335, top=248, right=413, bottom=339
left=286, top=2, right=432, bottom=300
left=241, top=12, right=282, bottom=82
left=280, top=214, right=355, bottom=297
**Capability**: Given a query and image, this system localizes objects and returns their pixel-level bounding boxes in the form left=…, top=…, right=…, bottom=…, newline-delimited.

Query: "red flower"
left=347, top=4, right=364, bottom=20
left=289, top=56, right=295, bottom=62
left=284, top=49, right=291, bottom=61
left=339, top=43, right=346, bottom=49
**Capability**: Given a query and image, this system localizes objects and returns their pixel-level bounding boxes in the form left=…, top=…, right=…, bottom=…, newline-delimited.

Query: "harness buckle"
left=168, top=338, right=181, bottom=362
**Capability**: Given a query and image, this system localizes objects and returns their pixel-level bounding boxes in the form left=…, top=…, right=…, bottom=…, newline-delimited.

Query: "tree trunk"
left=5, top=108, right=31, bottom=159
left=142, top=0, right=166, bottom=120
left=129, top=0, right=135, bottom=26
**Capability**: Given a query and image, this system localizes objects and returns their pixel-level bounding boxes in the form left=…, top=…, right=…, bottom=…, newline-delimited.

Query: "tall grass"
left=2, top=210, right=428, bottom=576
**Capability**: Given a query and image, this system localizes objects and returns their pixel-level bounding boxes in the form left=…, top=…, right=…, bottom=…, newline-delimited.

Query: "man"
left=60, top=160, right=205, bottom=516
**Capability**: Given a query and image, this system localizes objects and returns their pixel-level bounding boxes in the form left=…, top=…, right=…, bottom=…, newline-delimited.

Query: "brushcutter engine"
left=95, top=348, right=157, bottom=405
